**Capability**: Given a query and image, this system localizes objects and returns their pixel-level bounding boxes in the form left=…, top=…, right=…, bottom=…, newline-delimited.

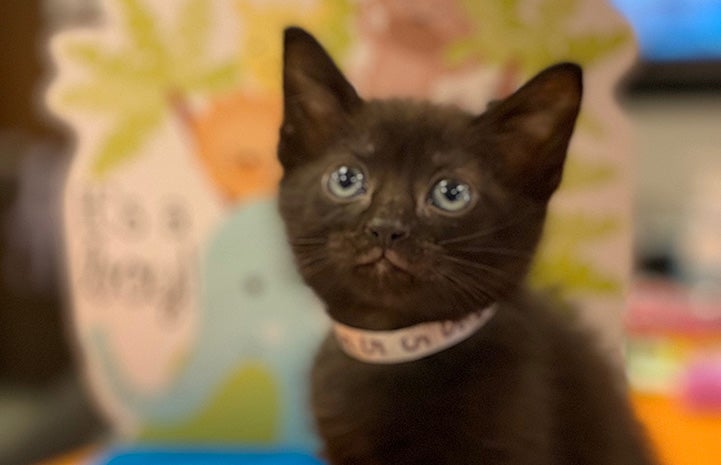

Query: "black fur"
left=277, top=27, right=657, bottom=465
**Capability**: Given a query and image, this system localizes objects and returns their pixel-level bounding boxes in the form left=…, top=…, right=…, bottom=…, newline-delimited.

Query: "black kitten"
left=277, top=27, right=656, bottom=465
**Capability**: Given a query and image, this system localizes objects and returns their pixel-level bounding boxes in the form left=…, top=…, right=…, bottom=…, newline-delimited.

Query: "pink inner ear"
left=510, top=75, right=582, bottom=146
left=299, top=82, right=344, bottom=122
left=484, top=68, right=581, bottom=201
left=520, top=113, right=555, bottom=142
left=283, top=31, right=362, bottom=124
left=519, top=94, right=578, bottom=142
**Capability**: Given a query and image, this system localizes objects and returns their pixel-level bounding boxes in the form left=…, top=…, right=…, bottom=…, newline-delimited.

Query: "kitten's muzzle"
left=355, top=246, right=414, bottom=275
left=365, top=218, right=410, bottom=247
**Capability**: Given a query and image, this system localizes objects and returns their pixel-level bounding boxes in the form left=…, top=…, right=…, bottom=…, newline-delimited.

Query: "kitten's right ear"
left=280, top=27, right=362, bottom=169
left=480, top=63, right=582, bottom=201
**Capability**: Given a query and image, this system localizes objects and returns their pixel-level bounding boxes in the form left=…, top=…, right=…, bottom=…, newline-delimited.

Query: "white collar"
left=331, top=306, right=497, bottom=364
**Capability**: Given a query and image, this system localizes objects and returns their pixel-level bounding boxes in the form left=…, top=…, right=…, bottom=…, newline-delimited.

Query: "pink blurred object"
left=682, top=358, right=721, bottom=412
left=627, top=279, right=721, bottom=336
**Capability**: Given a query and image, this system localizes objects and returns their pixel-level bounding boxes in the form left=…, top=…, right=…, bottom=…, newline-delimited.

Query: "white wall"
left=623, top=94, right=721, bottom=263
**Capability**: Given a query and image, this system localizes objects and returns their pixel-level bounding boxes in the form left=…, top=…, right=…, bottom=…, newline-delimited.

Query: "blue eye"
left=327, top=165, right=367, bottom=199
left=430, top=179, right=472, bottom=212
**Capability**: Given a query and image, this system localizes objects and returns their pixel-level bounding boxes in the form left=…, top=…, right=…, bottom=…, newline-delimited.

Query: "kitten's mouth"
left=355, top=247, right=414, bottom=275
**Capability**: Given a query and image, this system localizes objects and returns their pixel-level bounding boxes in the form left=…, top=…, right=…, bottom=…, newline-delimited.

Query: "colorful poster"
left=46, top=0, right=635, bottom=447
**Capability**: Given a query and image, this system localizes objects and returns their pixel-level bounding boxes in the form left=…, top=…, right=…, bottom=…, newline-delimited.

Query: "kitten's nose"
left=365, top=218, right=409, bottom=246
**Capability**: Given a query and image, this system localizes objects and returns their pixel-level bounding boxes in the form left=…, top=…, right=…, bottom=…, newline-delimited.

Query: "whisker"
left=290, top=237, right=327, bottom=246
left=297, top=253, right=328, bottom=267
left=455, top=267, right=507, bottom=302
left=438, top=210, right=537, bottom=246
left=450, top=246, right=534, bottom=260
left=296, top=257, right=331, bottom=280
left=442, top=255, right=515, bottom=282
left=431, top=266, right=501, bottom=308
left=443, top=256, right=517, bottom=301
left=445, top=271, right=494, bottom=304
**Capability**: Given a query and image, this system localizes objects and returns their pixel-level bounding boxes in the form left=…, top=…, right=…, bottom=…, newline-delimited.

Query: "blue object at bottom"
left=96, top=448, right=325, bottom=465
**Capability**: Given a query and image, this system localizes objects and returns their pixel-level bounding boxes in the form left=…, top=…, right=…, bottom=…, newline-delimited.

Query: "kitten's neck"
left=330, top=305, right=497, bottom=364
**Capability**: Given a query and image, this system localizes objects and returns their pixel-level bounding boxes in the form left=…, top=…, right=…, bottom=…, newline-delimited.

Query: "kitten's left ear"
left=279, top=27, right=362, bottom=169
left=481, top=63, right=582, bottom=201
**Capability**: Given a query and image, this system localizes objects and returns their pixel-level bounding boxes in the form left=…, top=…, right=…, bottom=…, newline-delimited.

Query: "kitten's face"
left=277, top=28, right=582, bottom=327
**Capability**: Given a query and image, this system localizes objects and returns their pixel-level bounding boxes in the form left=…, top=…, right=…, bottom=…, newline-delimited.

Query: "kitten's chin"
left=322, top=281, right=489, bottom=330
left=349, top=267, right=444, bottom=314
left=354, top=261, right=415, bottom=286
left=352, top=250, right=420, bottom=291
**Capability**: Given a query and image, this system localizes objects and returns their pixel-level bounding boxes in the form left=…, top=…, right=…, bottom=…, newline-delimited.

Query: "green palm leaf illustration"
left=59, top=0, right=240, bottom=178
left=92, top=108, right=163, bottom=176
left=531, top=212, right=623, bottom=296
left=560, top=156, right=618, bottom=191
left=450, top=0, right=631, bottom=73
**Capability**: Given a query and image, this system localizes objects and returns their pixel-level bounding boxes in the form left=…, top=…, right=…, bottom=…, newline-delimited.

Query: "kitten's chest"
left=309, top=335, right=505, bottom=463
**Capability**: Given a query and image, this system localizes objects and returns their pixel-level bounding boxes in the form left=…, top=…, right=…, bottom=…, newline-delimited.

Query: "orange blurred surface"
left=36, top=394, right=721, bottom=465
left=633, top=392, right=721, bottom=465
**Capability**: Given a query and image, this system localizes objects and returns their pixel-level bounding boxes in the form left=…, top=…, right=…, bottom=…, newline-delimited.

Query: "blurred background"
left=0, top=3, right=107, bottom=465
left=0, top=1, right=719, bottom=464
